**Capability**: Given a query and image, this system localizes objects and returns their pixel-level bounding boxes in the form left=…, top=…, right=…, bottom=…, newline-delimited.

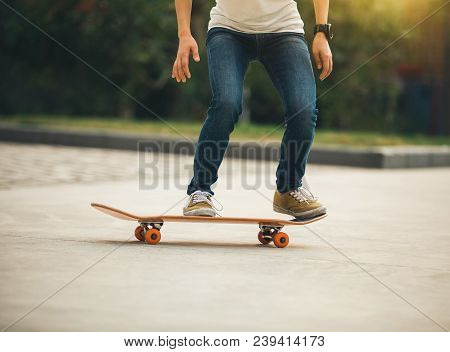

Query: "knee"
left=286, top=102, right=318, bottom=129
left=211, top=94, right=242, bottom=119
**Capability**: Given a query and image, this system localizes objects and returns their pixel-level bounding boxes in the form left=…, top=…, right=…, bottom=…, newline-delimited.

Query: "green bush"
left=0, top=0, right=447, bottom=134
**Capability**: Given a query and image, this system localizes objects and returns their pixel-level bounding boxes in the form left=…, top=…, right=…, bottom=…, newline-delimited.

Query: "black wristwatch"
left=314, top=24, right=333, bottom=40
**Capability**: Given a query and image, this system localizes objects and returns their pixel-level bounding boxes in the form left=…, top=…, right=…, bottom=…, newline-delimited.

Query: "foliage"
left=0, top=0, right=178, bottom=117
left=0, top=0, right=447, bottom=134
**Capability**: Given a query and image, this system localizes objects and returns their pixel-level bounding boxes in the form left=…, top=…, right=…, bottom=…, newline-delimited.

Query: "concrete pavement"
left=0, top=142, right=449, bottom=331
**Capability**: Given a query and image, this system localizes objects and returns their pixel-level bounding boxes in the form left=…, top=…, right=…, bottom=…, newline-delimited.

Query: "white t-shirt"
left=208, top=0, right=304, bottom=34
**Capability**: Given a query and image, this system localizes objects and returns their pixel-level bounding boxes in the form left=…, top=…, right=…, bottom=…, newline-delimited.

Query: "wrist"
left=178, top=30, right=192, bottom=39
left=314, top=32, right=327, bottom=40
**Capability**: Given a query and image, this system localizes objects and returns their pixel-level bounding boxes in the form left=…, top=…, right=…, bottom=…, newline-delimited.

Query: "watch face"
left=328, top=24, right=334, bottom=39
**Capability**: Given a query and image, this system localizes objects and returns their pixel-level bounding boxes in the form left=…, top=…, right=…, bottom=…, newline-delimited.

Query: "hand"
left=312, top=32, right=333, bottom=81
left=172, top=34, right=200, bottom=83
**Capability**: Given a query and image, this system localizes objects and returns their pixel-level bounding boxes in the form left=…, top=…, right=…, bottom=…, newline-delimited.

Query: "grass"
left=1, top=114, right=449, bottom=147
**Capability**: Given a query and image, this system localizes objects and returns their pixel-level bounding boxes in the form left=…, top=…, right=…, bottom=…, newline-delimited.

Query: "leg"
left=260, top=33, right=318, bottom=193
left=187, top=28, right=253, bottom=195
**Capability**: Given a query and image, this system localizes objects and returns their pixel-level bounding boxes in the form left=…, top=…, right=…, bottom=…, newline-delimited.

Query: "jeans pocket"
left=295, top=33, right=308, bottom=46
left=302, top=36, right=309, bottom=47
left=292, top=33, right=310, bottom=53
left=206, top=27, right=230, bottom=47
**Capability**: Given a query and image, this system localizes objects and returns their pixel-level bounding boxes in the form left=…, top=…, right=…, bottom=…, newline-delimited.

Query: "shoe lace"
left=289, top=187, right=317, bottom=204
left=187, top=190, right=223, bottom=212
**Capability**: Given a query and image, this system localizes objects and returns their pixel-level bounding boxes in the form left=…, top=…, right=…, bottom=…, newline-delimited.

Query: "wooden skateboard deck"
left=91, top=202, right=326, bottom=248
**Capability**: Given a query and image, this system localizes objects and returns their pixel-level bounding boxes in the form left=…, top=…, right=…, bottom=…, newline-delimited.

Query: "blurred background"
left=1, top=1, right=450, bottom=333
left=0, top=0, right=448, bottom=141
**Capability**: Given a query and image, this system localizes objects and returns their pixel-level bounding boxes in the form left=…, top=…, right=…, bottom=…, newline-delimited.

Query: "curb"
left=0, top=125, right=449, bottom=168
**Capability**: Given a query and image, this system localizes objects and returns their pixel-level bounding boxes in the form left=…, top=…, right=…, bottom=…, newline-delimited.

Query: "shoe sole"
left=273, top=205, right=327, bottom=220
left=183, top=208, right=216, bottom=217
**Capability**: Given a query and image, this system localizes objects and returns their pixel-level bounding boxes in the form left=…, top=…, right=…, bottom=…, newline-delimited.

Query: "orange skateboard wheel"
left=257, top=231, right=271, bottom=245
left=145, top=228, right=161, bottom=245
left=134, top=225, right=145, bottom=241
left=273, top=232, right=289, bottom=248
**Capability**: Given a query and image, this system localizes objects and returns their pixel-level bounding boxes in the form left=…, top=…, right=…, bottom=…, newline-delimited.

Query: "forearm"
left=311, top=0, right=333, bottom=80
left=172, top=0, right=200, bottom=83
left=175, top=0, right=193, bottom=38
left=313, top=0, right=329, bottom=24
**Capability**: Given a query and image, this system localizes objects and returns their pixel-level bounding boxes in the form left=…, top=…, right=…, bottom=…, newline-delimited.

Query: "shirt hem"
left=208, top=24, right=305, bottom=35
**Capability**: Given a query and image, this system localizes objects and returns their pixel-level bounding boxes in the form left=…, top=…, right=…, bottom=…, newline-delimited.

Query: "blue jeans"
left=188, top=27, right=318, bottom=195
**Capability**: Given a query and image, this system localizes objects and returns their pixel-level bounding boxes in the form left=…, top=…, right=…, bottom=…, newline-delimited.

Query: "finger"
left=177, top=56, right=186, bottom=82
left=321, top=60, right=331, bottom=80
left=326, top=55, right=333, bottom=79
left=320, top=55, right=331, bottom=81
left=171, top=61, right=177, bottom=79
left=328, top=56, right=333, bottom=76
left=176, top=58, right=184, bottom=83
left=313, top=50, right=322, bottom=70
left=181, top=54, right=191, bottom=79
left=192, top=45, right=200, bottom=62
left=173, top=59, right=181, bottom=82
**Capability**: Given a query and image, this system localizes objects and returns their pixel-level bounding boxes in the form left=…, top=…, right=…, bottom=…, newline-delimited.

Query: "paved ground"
left=0, top=142, right=449, bottom=331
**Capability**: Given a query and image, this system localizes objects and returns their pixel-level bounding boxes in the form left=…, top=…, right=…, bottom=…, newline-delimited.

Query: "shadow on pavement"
left=97, top=239, right=307, bottom=250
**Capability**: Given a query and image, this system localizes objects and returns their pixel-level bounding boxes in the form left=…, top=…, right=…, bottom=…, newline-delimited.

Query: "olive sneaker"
left=273, top=187, right=326, bottom=220
left=183, top=190, right=220, bottom=217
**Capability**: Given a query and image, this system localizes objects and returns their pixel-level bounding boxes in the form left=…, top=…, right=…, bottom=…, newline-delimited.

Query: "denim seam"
left=260, top=56, right=287, bottom=123
left=263, top=57, right=316, bottom=125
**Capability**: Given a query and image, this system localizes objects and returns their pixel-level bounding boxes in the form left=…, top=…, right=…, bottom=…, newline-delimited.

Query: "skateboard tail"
left=91, top=203, right=139, bottom=221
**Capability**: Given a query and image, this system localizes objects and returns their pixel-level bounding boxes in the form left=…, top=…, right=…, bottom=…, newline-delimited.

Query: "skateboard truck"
left=139, top=221, right=163, bottom=230
left=134, top=221, right=164, bottom=245
left=258, top=224, right=288, bottom=247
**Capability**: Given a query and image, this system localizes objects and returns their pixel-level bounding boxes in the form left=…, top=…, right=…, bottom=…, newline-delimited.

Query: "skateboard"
left=91, top=202, right=326, bottom=248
